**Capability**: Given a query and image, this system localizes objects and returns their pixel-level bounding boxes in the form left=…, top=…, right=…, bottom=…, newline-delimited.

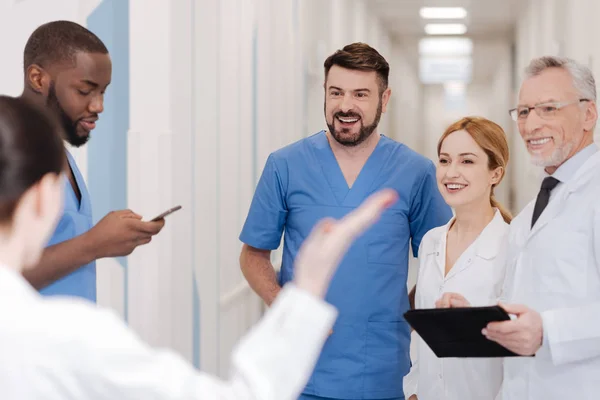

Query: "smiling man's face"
left=517, top=67, right=595, bottom=172
left=324, top=65, right=390, bottom=147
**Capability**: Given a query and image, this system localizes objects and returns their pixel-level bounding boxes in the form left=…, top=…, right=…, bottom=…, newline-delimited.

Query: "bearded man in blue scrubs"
left=239, top=43, right=452, bottom=400
left=19, top=21, right=165, bottom=301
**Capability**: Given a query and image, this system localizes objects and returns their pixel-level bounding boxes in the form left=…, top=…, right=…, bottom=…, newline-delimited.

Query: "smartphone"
left=150, top=205, right=182, bottom=221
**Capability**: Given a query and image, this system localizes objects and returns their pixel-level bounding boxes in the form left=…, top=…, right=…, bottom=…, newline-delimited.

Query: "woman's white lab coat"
left=404, top=209, right=509, bottom=400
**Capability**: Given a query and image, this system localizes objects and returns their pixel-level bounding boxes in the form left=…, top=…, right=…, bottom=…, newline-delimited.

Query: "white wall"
left=487, top=42, right=513, bottom=212
left=388, top=40, right=423, bottom=148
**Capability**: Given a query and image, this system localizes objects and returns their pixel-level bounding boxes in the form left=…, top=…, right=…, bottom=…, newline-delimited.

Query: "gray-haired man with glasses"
left=490, top=56, right=600, bottom=399
left=438, top=55, right=600, bottom=399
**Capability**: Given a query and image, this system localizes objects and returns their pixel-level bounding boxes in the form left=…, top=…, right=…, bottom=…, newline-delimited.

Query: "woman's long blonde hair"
left=437, top=117, right=512, bottom=223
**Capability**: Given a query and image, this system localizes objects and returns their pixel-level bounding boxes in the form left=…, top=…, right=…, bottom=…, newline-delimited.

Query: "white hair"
left=524, top=56, right=596, bottom=102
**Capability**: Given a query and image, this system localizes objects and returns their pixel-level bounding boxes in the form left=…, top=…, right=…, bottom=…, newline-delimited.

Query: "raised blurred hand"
left=293, top=189, right=398, bottom=299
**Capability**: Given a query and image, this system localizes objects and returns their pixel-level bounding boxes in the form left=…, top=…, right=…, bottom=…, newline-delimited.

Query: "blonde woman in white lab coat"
left=404, top=116, right=511, bottom=400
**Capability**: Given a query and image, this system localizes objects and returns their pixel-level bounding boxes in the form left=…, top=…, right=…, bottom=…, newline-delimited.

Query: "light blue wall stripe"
left=87, top=0, right=130, bottom=321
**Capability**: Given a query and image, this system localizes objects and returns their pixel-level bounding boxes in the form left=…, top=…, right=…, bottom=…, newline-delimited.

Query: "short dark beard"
left=326, top=98, right=382, bottom=147
left=46, top=83, right=89, bottom=147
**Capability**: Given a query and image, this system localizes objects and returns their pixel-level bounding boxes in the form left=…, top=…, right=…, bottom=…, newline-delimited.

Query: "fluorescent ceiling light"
left=419, top=57, right=472, bottom=84
left=425, top=23, right=467, bottom=35
left=420, top=7, right=467, bottom=19
left=419, top=38, right=473, bottom=56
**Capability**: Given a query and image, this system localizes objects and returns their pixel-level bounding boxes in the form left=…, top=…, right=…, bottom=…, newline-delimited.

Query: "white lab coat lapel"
left=527, top=151, right=600, bottom=242
left=431, top=220, right=450, bottom=278
left=526, top=184, right=568, bottom=240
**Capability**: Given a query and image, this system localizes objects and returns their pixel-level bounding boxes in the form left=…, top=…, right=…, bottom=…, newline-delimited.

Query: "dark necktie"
left=531, top=176, right=560, bottom=228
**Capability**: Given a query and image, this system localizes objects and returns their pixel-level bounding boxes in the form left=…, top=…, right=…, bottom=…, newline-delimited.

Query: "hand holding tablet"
left=404, top=305, right=522, bottom=358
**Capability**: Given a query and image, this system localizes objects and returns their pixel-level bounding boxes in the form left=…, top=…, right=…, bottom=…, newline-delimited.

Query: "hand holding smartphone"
left=150, top=205, right=182, bottom=221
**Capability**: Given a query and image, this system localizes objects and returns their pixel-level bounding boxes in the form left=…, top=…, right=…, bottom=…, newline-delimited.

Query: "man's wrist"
left=78, top=231, right=99, bottom=263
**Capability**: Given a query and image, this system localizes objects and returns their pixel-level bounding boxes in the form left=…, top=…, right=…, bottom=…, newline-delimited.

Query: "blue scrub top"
left=240, top=131, right=452, bottom=399
left=39, top=151, right=96, bottom=302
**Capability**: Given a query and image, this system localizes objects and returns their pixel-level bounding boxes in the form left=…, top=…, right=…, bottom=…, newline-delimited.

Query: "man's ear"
left=381, top=87, right=392, bottom=114
left=26, top=64, right=51, bottom=96
left=583, top=100, right=598, bottom=132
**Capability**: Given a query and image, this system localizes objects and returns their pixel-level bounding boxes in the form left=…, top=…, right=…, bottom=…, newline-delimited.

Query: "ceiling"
left=369, top=0, right=521, bottom=40
left=366, top=0, right=522, bottom=84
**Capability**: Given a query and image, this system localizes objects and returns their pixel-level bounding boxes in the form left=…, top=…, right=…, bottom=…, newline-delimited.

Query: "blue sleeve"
left=409, top=161, right=452, bottom=257
left=239, top=155, right=288, bottom=250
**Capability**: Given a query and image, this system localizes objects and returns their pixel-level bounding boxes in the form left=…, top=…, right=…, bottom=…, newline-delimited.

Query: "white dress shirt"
left=500, top=144, right=600, bottom=400
left=404, top=209, right=509, bottom=400
left=0, top=266, right=337, bottom=400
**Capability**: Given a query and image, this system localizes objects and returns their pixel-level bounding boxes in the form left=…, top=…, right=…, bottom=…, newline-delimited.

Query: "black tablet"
left=404, top=306, right=521, bottom=358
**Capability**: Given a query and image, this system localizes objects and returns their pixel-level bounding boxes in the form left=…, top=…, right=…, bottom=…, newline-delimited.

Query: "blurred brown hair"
left=0, top=96, right=65, bottom=223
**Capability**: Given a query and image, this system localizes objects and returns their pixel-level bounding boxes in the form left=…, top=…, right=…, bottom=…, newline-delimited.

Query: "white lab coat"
left=404, top=209, right=509, bottom=400
left=501, top=148, right=600, bottom=400
left=0, top=266, right=337, bottom=400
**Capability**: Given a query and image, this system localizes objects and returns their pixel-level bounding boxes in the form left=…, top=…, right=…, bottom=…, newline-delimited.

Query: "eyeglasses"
left=508, top=99, right=590, bottom=122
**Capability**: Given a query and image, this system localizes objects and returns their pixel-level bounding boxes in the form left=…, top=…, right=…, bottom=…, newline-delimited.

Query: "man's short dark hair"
left=324, top=42, right=390, bottom=94
left=23, top=20, right=108, bottom=72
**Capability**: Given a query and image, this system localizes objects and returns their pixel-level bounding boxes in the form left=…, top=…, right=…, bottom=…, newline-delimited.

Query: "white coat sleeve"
left=68, top=284, right=337, bottom=400
left=403, top=240, right=426, bottom=398
left=540, top=209, right=600, bottom=366
left=541, top=302, right=600, bottom=366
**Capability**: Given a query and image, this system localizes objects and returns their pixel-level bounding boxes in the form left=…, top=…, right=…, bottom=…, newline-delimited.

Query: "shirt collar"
left=550, top=143, right=599, bottom=183
left=435, top=208, right=508, bottom=260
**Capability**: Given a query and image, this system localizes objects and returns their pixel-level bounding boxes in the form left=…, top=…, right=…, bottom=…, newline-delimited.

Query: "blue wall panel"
left=87, top=0, right=130, bottom=320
